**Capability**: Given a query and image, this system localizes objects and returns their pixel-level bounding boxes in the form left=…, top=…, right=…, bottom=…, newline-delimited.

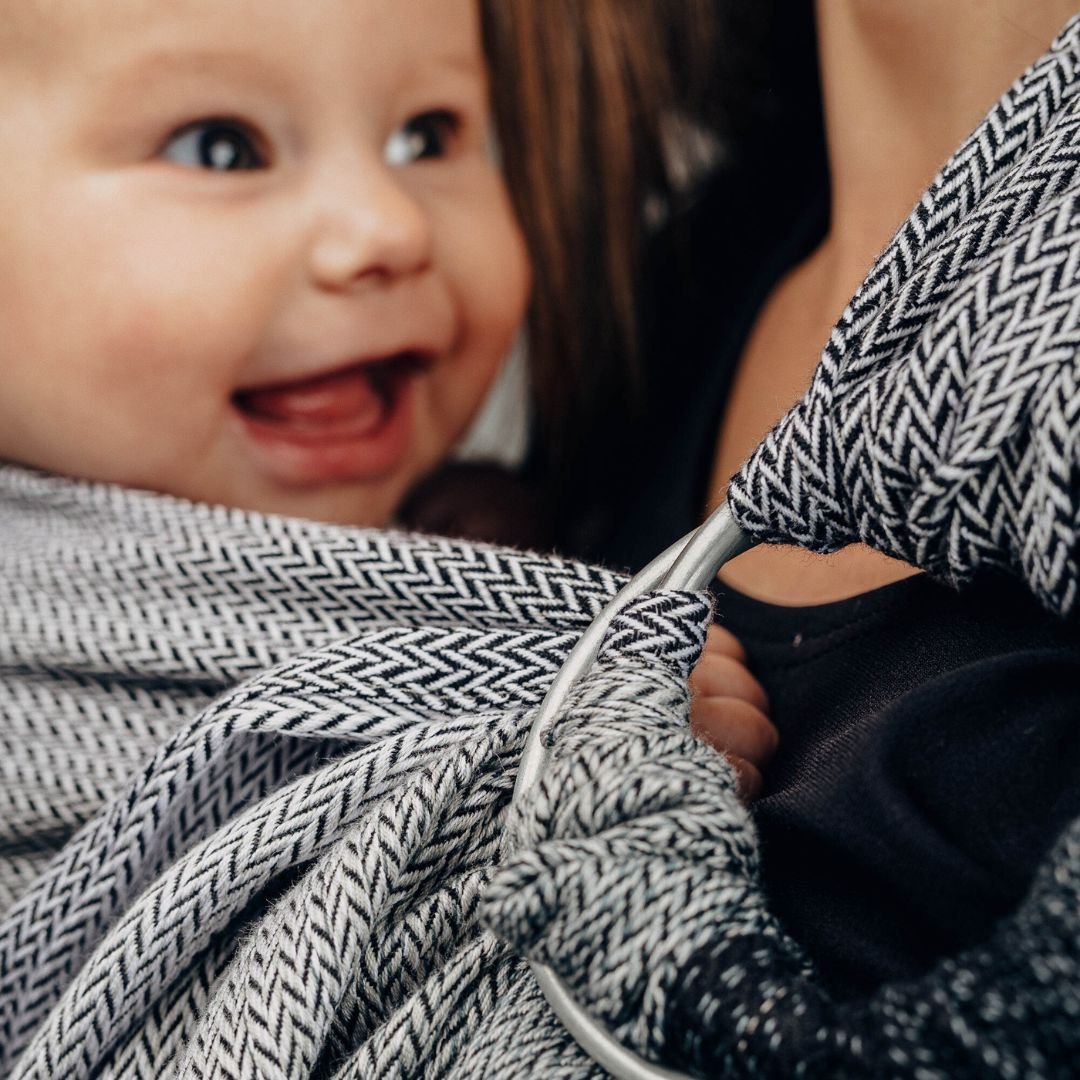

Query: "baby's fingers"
left=726, top=755, right=764, bottom=802
left=699, top=623, right=747, bottom=663
left=690, top=697, right=778, bottom=770
left=689, top=649, right=769, bottom=713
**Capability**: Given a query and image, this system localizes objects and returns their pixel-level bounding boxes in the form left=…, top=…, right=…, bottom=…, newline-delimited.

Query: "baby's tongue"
left=237, top=365, right=385, bottom=432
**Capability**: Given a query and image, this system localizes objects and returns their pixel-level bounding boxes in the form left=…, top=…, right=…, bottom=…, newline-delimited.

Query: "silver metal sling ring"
left=506, top=501, right=755, bottom=1080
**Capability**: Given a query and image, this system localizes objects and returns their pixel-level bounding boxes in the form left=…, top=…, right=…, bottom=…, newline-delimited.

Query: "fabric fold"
left=729, top=14, right=1080, bottom=619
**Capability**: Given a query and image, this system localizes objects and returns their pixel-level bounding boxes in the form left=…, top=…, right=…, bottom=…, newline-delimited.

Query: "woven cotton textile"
left=0, top=467, right=632, bottom=1077
left=2, top=13, right=1080, bottom=1080
left=490, top=16, right=1080, bottom=1076
left=0, top=469, right=737, bottom=1079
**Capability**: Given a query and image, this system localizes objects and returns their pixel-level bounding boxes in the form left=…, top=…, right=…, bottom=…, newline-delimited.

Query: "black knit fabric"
left=716, top=572, right=1080, bottom=998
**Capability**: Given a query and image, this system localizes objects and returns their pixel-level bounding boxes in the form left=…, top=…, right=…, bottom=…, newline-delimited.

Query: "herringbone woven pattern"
left=0, top=467, right=635, bottom=1077
left=2, top=13, right=1080, bottom=1080
left=0, top=467, right=623, bottom=917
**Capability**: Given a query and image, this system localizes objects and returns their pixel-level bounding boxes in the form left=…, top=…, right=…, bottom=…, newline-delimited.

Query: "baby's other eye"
left=162, top=120, right=266, bottom=171
left=384, top=110, right=460, bottom=167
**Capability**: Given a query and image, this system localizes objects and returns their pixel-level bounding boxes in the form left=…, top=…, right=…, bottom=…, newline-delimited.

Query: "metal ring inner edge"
left=505, top=501, right=755, bottom=1080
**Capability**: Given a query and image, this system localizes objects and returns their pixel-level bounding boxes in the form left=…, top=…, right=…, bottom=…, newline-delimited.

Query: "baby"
left=0, top=0, right=529, bottom=528
left=0, top=0, right=774, bottom=796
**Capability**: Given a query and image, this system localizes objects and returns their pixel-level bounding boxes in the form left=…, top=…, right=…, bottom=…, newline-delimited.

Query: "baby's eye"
left=384, top=110, right=460, bottom=167
left=161, top=120, right=266, bottom=171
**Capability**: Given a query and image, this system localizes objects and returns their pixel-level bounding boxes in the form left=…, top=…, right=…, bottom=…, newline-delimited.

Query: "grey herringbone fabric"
left=3, top=14, right=1080, bottom=1080
left=487, top=17, right=1080, bottom=1076
left=0, top=466, right=643, bottom=1077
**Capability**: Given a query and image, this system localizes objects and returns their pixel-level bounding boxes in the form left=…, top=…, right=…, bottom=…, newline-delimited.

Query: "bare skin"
left=689, top=625, right=775, bottom=800
left=707, top=0, right=1079, bottom=606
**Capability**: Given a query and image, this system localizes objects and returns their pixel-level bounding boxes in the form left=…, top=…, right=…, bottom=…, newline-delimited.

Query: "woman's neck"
left=815, top=0, right=1076, bottom=278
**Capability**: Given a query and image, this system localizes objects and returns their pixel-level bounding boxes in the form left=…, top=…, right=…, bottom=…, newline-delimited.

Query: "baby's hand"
left=689, top=625, right=777, bottom=802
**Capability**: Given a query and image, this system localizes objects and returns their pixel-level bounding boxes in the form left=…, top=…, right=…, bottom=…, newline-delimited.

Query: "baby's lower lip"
left=232, top=354, right=428, bottom=486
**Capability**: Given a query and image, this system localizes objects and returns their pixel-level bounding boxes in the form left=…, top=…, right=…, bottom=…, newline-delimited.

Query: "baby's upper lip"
left=231, top=350, right=436, bottom=434
left=235, top=347, right=439, bottom=397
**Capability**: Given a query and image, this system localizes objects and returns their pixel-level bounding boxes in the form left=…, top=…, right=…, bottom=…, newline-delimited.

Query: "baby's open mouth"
left=232, top=352, right=431, bottom=441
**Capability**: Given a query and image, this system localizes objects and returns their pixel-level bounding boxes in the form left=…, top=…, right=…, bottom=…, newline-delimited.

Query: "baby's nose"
left=307, top=160, right=433, bottom=289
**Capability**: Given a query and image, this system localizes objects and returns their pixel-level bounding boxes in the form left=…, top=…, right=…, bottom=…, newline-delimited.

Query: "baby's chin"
left=188, top=474, right=408, bottom=529
left=93, top=465, right=408, bottom=530
left=8, top=424, right=436, bottom=528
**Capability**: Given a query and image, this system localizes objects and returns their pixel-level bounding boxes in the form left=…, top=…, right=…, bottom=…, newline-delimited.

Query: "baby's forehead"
left=4, top=0, right=487, bottom=97
left=1, top=0, right=258, bottom=80
left=3, top=0, right=58, bottom=42
left=5, top=0, right=93, bottom=38
left=4, top=0, right=223, bottom=52
left=2, top=0, right=109, bottom=61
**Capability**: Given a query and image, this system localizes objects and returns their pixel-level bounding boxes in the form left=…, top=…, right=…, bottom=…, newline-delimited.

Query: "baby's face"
left=0, top=0, right=529, bottom=525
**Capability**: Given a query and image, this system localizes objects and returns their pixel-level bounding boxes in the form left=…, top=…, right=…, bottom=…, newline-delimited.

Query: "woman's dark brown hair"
left=479, top=1, right=721, bottom=502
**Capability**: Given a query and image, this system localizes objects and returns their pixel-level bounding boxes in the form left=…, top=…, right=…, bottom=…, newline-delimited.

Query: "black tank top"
left=713, top=571, right=1080, bottom=997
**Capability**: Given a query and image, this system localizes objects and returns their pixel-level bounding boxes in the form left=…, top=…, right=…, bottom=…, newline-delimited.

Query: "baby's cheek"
left=480, top=219, right=531, bottom=345
left=0, top=269, right=122, bottom=468
left=85, top=204, right=276, bottom=396
left=439, top=173, right=531, bottom=347
left=41, top=280, right=241, bottom=484
left=91, top=278, right=255, bottom=407
left=415, top=182, right=530, bottom=458
left=95, top=300, right=173, bottom=377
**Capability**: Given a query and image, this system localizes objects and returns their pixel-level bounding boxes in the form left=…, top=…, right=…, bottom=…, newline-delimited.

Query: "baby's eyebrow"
left=97, top=47, right=293, bottom=100
left=0, top=0, right=62, bottom=62
left=429, top=53, right=485, bottom=78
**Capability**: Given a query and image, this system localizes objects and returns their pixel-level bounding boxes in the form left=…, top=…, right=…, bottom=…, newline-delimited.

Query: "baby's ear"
left=397, top=463, right=549, bottom=550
